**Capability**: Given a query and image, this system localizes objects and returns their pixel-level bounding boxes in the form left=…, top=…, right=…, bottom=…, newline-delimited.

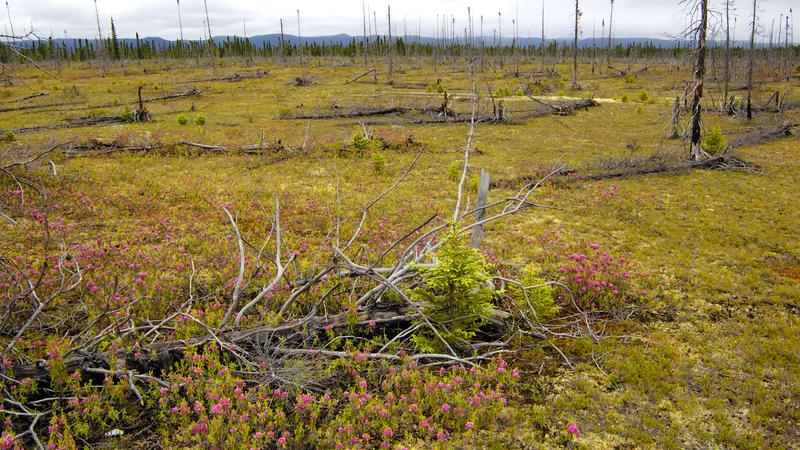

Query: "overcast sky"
left=3, top=0, right=796, bottom=42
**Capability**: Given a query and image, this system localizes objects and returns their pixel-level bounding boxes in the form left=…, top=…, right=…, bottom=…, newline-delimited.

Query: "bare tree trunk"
left=540, top=1, right=546, bottom=72
left=92, top=0, right=108, bottom=74
left=279, top=19, right=286, bottom=65
left=690, top=0, right=709, bottom=161
left=177, top=0, right=184, bottom=42
left=203, top=0, right=215, bottom=67
left=572, top=0, right=580, bottom=89
left=387, top=5, right=393, bottom=81
left=470, top=171, right=491, bottom=249
left=297, top=9, right=304, bottom=64
left=746, top=0, right=757, bottom=120
left=362, top=1, right=368, bottom=67
left=668, top=96, right=681, bottom=139
left=607, top=0, right=615, bottom=67
left=723, top=0, right=731, bottom=108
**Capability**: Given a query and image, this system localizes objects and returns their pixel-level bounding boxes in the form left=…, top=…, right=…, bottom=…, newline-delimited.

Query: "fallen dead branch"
left=345, top=68, right=377, bottom=84
left=170, top=70, right=267, bottom=84
left=728, top=122, right=797, bottom=148
left=62, top=139, right=288, bottom=157
left=0, top=92, right=47, bottom=104
left=7, top=86, right=201, bottom=115
left=493, top=153, right=760, bottom=189
left=0, top=100, right=84, bottom=113
left=2, top=117, right=127, bottom=134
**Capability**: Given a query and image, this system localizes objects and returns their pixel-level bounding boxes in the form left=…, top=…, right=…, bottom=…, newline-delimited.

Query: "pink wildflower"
left=1, top=430, right=16, bottom=448
left=567, top=423, right=581, bottom=438
left=465, top=421, right=474, bottom=429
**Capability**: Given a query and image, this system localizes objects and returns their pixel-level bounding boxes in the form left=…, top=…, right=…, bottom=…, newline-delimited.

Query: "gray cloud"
left=4, top=0, right=796, bottom=42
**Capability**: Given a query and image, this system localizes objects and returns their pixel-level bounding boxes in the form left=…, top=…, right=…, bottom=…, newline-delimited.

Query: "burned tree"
left=689, top=0, right=709, bottom=161
left=723, top=0, right=733, bottom=108
left=746, top=0, right=757, bottom=120
left=572, top=0, right=582, bottom=89
left=607, top=0, right=615, bottom=67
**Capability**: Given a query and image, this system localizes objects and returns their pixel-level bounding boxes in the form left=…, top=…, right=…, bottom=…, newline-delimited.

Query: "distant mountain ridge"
left=17, top=34, right=755, bottom=50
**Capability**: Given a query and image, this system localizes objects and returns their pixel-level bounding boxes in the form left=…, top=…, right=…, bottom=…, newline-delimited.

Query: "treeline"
left=2, top=34, right=799, bottom=64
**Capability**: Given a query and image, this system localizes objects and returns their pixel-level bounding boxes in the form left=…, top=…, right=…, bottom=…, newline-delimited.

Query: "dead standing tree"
left=572, top=0, right=582, bottom=89
left=687, top=0, right=709, bottom=161
left=723, top=0, right=734, bottom=109
left=746, top=0, right=757, bottom=120
left=607, top=0, right=615, bottom=67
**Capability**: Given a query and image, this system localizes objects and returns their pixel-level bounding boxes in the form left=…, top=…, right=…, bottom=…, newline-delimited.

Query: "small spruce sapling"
left=409, top=227, right=494, bottom=353
left=701, top=126, right=728, bottom=155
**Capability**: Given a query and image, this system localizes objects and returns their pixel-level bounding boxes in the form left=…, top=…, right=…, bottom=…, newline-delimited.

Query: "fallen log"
left=345, top=68, right=377, bottom=84
left=11, top=304, right=419, bottom=384
left=0, top=100, right=83, bottom=113
left=492, top=154, right=759, bottom=189
left=170, top=71, right=267, bottom=84
left=399, top=98, right=600, bottom=125
left=2, top=116, right=127, bottom=134
left=728, top=123, right=797, bottom=149
left=63, top=139, right=288, bottom=157
left=0, top=92, right=47, bottom=104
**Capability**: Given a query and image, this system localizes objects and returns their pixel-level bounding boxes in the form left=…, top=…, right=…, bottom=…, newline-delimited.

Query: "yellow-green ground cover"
left=1, top=57, right=799, bottom=448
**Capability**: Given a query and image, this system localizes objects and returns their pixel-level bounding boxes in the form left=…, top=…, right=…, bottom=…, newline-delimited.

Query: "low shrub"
left=409, top=227, right=494, bottom=353
left=494, top=87, right=512, bottom=97
left=177, top=114, right=189, bottom=126
left=448, top=161, right=463, bottom=183
left=154, top=344, right=518, bottom=449
left=509, top=263, right=559, bottom=322
left=346, top=128, right=382, bottom=156
left=194, top=114, right=207, bottom=126
left=120, top=105, right=134, bottom=122
left=519, top=232, right=645, bottom=311
left=701, top=126, right=728, bottom=155
left=3, top=130, right=15, bottom=142
left=371, top=151, right=387, bottom=174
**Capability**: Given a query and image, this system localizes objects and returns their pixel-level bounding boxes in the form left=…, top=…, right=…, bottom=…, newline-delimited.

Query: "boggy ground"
left=1, top=55, right=799, bottom=448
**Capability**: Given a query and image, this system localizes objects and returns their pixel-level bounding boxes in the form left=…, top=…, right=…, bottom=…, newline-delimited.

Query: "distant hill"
left=17, top=34, right=754, bottom=51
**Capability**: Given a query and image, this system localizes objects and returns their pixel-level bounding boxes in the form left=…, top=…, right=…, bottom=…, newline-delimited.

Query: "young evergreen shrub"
left=701, top=127, right=728, bottom=155
left=3, top=130, right=15, bottom=142
left=494, top=87, right=512, bottom=97
left=177, top=114, right=188, bottom=125
left=467, top=173, right=480, bottom=193
left=194, top=114, right=207, bottom=126
left=119, top=105, right=134, bottom=122
left=448, top=161, right=463, bottom=182
left=409, top=227, right=494, bottom=353
left=347, top=128, right=382, bottom=156
left=510, top=264, right=559, bottom=322
left=620, top=93, right=630, bottom=103
left=638, top=90, right=651, bottom=102
left=371, top=151, right=387, bottom=174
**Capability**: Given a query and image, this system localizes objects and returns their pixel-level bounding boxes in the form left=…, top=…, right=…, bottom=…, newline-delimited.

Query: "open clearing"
left=2, top=51, right=800, bottom=449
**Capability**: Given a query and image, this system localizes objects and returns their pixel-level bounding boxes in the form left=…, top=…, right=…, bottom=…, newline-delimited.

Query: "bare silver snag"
left=746, top=0, right=757, bottom=120
left=689, top=0, right=709, bottom=161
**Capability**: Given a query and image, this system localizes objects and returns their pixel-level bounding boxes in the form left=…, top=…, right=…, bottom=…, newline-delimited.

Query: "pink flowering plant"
left=154, top=344, right=517, bottom=449
left=513, top=231, right=645, bottom=311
